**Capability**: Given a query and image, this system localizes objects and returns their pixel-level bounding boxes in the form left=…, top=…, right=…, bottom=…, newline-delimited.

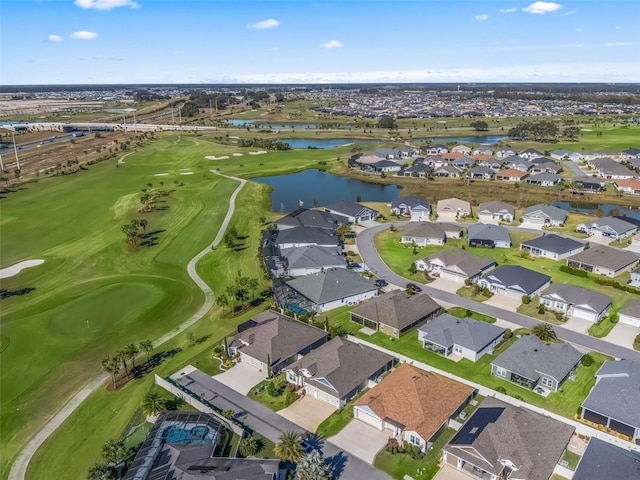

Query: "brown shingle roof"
left=350, top=291, right=441, bottom=330
left=354, top=364, right=473, bottom=442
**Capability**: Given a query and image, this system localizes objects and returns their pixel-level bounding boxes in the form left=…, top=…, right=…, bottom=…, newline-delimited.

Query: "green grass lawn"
left=374, top=427, right=456, bottom=480
left=561, top=449, right=582, bottom=471
left=316, top=397, right=358, bottom=438
left=448, top=307, right=496, bottom=323
left=247, top=374, right=298, bottom=412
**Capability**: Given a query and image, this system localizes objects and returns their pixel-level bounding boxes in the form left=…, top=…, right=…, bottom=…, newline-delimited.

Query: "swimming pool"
left=164, top=424, right=211, bottom=445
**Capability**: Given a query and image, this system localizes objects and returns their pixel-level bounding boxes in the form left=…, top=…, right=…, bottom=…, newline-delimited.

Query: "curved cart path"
left=9, top=172, right=246, bottom=480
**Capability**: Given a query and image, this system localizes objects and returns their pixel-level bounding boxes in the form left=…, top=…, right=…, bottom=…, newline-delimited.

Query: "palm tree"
left=125, top=343, right=139, bottom=369
left=101, top=439, right=126, bottom=465
left=335, top=223, right=351, bottom=241
left=87, top=463, right=117, bottom=480
left=297, top=450, right=331, bottom=480
left=139, top=340, right=154, bottom=362
left=141, top=389, right=167, bottom=416
left=101, top=356, right=120, bottom=389
left=217, top=293, right=230, bottom=315
left=139, top=219, right=149, bottom=236
left=532, top=323, right=557, bottom=343
left=115, top=349, right=129, bottom=376
left=274, top=430, right=304, bottom=462
left=238, top=435, right=260, bottom=457
left=247, top=278, right=259, bottom=303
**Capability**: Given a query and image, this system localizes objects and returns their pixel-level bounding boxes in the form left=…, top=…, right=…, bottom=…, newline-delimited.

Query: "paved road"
left=184, top=370, right=392, bottom=480
left=357, top=223, right=640, bottom=361
left=565, top=161, right=586, bottom=177
left=9, top=173, right=247, bottom=480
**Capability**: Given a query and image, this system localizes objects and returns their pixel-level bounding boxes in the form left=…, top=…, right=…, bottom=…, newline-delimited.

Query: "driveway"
left=433, top=464, right=476, bottom=480
left=328, top=420, right=391, bottom=464
left=562, top=316, right=593, bottom=335
left=278, top=395, right=336, bottom=432
left=605, top=322, right=640, bottom=350
left=483, top=295, right=521, bottom=312
left=429, top=277, right=462, bottom=294
left=520, top=221, right=544, bottom=231
left=214, top=362, right=266, bottom=395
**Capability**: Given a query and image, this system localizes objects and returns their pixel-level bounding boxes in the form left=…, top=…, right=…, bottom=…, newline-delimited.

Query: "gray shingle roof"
left=275, top=226, right=339, bottom=247
left=402, top=222, right=447, bottom=240
left=582, top=360, right=640, bottom=430
left=523, top=204, right=568, bottom=223
left=287, top=337, right=393, bottom=399
left=573, top=438, right=640, bottom=480
left=526, top=172, right=562, bottom=183
left=351, top=290, right=441, bottom=330
left=280, top=245, right=346, bottom=272
left=492, top=335, right=582, bottom=383
left=521, top=233, right=584, bottom=255
left=418, top=314, right=505, bottom=352
left=540, top=284, right=612, bottom=315
left=482, top=265, right=551, bottom=296
left=467, top=223, right=511, bottom=243
left=274, top=208, right=346, bottom=230
left=285, top=268, right=377, bottom=304
left=324, top=200, right=379, bottom=218
left=478, top=201, right=515, bottom=216
left=579, top=217, right=638, bottom=235
left=421, top=249, right=496, bottom=277
left=391, top=195, right=430, bottom=210
left=568, top=245, right=638, bottom=272
left=231, top=310, right=328, bottom=367
left=620, top=299, right=640, bottom=319
left=444, top=397, right=574, bottom=480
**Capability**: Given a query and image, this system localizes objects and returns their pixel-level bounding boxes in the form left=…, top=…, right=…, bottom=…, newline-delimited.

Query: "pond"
left=414, top=135, right=510, bottom=145
left=552, top=201, right=640, bottom=221
left=223, top=119, right=318, bottom=130
left=278, top=138, right=374, bottom=149
left=254, top=169, right=401, bottom=212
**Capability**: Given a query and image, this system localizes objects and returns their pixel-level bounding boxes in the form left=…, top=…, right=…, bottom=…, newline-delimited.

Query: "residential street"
left=183, top=370, right=393, bottom=480
left=357, top=223, right=640, bottom=361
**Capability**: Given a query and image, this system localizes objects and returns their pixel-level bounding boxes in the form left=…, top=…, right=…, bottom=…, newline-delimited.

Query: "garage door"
left=316, top=388, right=339, bottom=406
left=354, top=407, right=382, bottom=429
left=619, top=313, right=640, bottom=328
left=572, top=308, right=596, bottom=322
left=241, top=353, right=264, bottom=371
left=441, top=271, right=462, bottom=282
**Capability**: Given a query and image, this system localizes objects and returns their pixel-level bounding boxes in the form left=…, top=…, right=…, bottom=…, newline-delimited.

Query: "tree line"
left=237, top=138, right=290, bottom=150
left=101, top=340, right=154, bottom=389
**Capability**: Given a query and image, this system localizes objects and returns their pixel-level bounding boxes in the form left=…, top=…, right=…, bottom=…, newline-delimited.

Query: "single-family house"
left=374, top=147, right=399, bottom=159
left=401, top=222, right=463, bottom=246
left=539, top=284, right=612, bottom=322
left=228, top=310, right=328, bottom=372
left=443, top=397, right=574, bottom=480
left=477, top=201, right=515, bottom=223
left=522, top=204, right=568, bottom=227
left=269, top=227, right=340, bottom=249
left=495, top=168, right=529, bottom=182
left=354, top=364, right=474, bottom=452
left=573, top=438, right=640, bottom=480
left=324, top=201, right=380, bottom=224
left=366, top=160, right=402, bottom=175
left=478, top=158, right=505, bottom=171
left=468, top=166, right=494, bottom=180
left=623, top=148, right=640, bottom=159
left=418, top=314, right=505, bottom=362
left=437, top=198, right=472, bottom=219
left=279, top=245, right=347, bottom=277
left=629, top=266, right=640, bottom=289
left=400, top=163, right=432, bottom=178
left=504, top=155, right=533, bottom=171
left=592, top=158, right=637, bottom=180
left=618, top=299, right=640, bottom=327
left=496, top=148, right=518, bottom=158
left=396, top=145, right=419, bottom=157
left=275, top=268, right=379, bottom=314
left=525, top=173, right=562, bottom=186
left=567, top=245, right=639, bottom=278
left=275, top=208, right=347, bottom=231
left=451, top=145, right=471, bottom=155
left=434, top=165, right=462, bottom=177
left=520, top=233, right=584, bottom=260
left=473, top=146, right=493, bottom=156
left=520, top=148, right=544, bottom=160
left=391, top=196, right=431, bottom=221
left=576, top=217, right=638, bottom=240
left=550, top=149, right=572, bottom=160
left=491, top=335, right=582, bottom=392
left=452, top=156, right=476, bottom=169
left=415, top=249, right=496, bottom=283
left=613, top=178, right=640, bottom=195
left=571, top=177, right=604, bottom=193
left=467, top=223, right=511, bottom=248
left=480, top=265, right=551, bottom=299
left=350, top=290, right=441, bottom=338
left=441, top=152, right=463, bottom=162
left=581, top=360, right=640, bottom=444
left=425, top=144, right=449, bottom=156
left=285, top=337, right=394, bottom=408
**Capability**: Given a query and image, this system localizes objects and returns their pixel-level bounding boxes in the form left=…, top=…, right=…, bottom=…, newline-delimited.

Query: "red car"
left=406, top=283, right=422, bottom=293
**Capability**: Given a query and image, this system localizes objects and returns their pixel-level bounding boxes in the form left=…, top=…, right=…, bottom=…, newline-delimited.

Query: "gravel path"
left=9, top=172, right=246, bottom=480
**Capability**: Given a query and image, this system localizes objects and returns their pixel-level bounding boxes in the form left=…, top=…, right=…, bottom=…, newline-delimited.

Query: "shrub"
left=537, top=304, right=546, bottom=315
left=512, top=395, right=524, bottom=401
left=223, top=359, right=234, bottom=369
left=581, top=354, right=594, bottom=367
left=522, top=295, right=531, bottom=305
left=504, top=328, right=513, bottom=340
left=635, top=333, right=640, bottom=350
left=495, top=386, right=507, bottom=394
left=560, top=265, right=589, bottom=278
left=609, top=313, right=619, bottom=324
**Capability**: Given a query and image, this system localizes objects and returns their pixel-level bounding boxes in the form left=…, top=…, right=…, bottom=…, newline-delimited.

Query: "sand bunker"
left=154, top=173, right=169, bottom=177
left=248, top=150, right=267, bottom=155
left=232, top=153, right=244, bottom=157
left=0, top=259, right=45, bottom=279
left=179, top=172, right=194, bottom=175
left=205, top=155, right=230, bottom=160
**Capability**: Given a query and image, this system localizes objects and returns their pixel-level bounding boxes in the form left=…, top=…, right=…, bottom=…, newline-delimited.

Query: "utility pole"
left=11, top=130, right=20, bottom=171
left=171, top=105, right=175, bottom=125
left=178, top=105, right=182, bottom=126
left=209, top=99, right=212, bottom=114
left=133, top=110, right=137, bottom=133
left=0, top=152, right=4, bottom=171
left=122, top=111, right=127, bottom=135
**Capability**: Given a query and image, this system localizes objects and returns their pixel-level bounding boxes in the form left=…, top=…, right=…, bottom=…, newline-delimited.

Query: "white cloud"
left=70, top=31, right=100, bottom=40
left=499, top=7, right=517, bottom=13
left=75, top=0, right=140, bottom=10
left=606, top=42, right=634, bottom=47
left=616, top=26, right=623, bottom=30
left=248, top=18, right=280, bottom=29
left=47, top=34, right=63, bottom=42
left=522, top=1, right=562, bottom=14
left=475, top=14, right=489, bottom=21
left=321, top=40, right=343, bottom=48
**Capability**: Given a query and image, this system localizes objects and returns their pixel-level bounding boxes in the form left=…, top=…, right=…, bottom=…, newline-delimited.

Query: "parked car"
left=374, top=279, right=388, bottom=287
left=347, top=262, right=362, bottom=270
left=406, top=283, right=422, bottom=293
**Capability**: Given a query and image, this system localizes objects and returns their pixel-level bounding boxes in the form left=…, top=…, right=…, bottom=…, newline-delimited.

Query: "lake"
left=254, top=170, right=401, bottom=212
left=415, top=135, right=510, bottom=145
left=224, top=119, right=318, bottom=130
left=552, top=201, right=640, bottom=222
left=278, top=138, right=373, bottom=149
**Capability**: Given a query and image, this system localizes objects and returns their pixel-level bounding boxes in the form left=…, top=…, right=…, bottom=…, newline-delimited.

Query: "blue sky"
left=1, top=0, right=639, bottom=84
